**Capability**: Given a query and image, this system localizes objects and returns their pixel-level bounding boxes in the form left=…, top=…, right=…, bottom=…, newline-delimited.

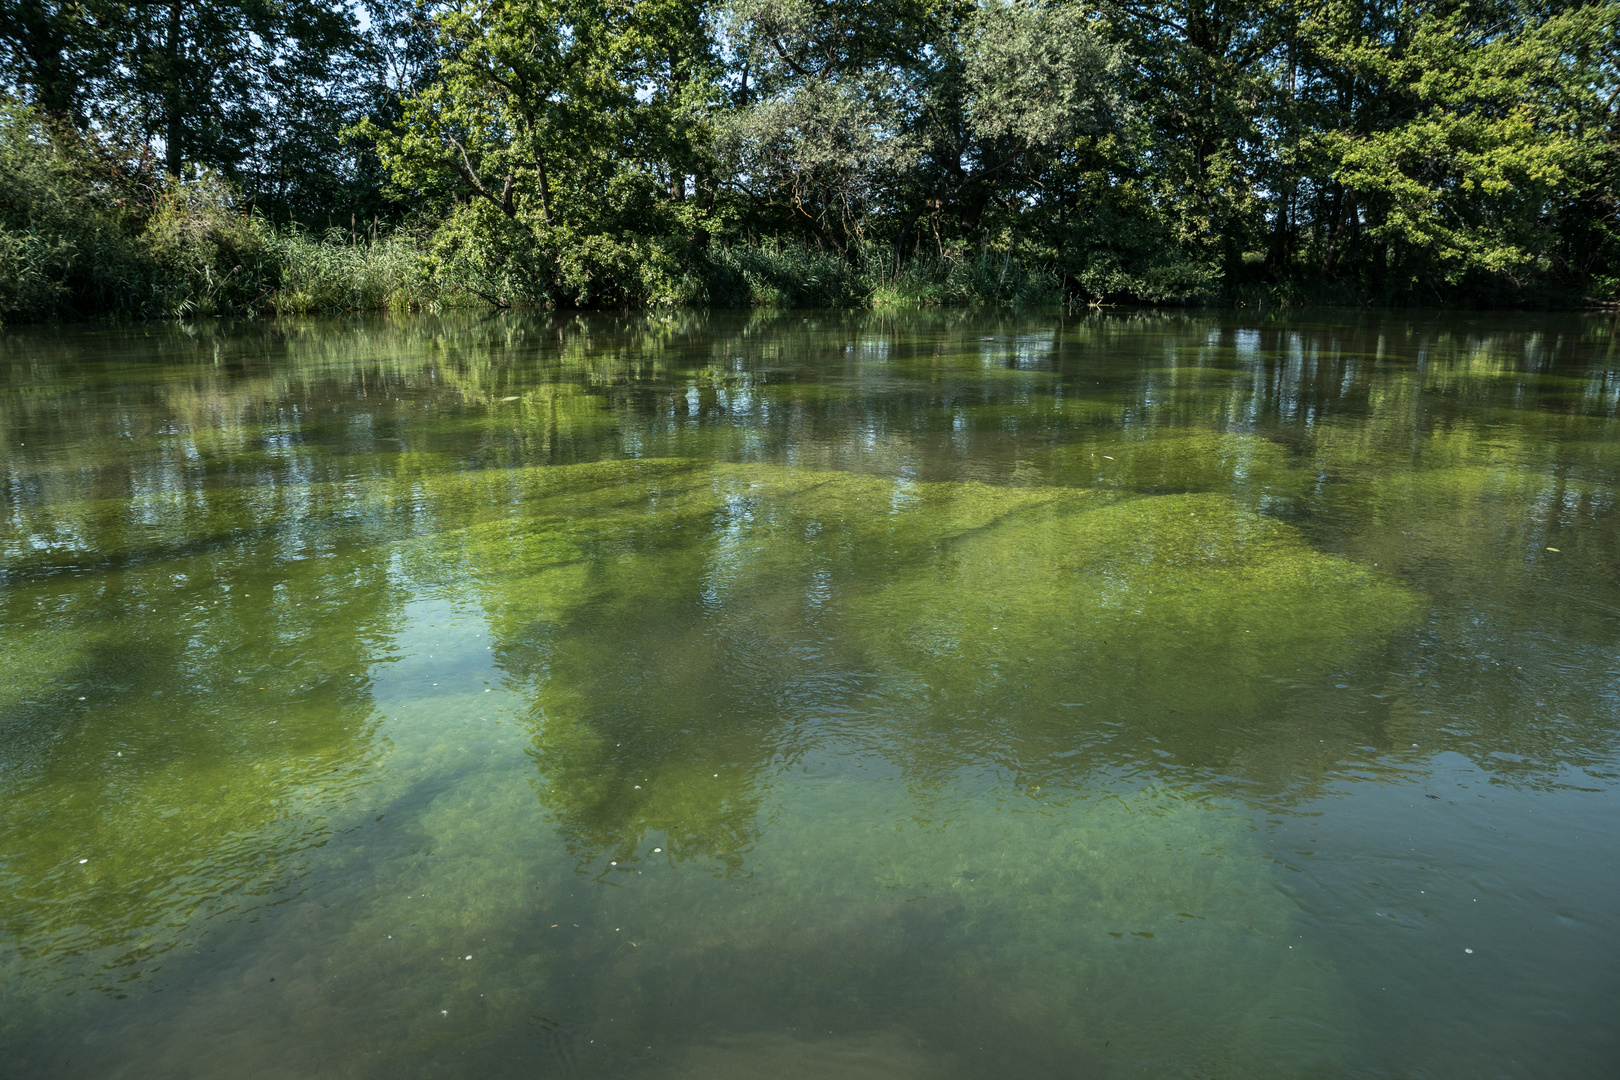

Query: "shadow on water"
left=1, top=309, right=1618, bottom=1078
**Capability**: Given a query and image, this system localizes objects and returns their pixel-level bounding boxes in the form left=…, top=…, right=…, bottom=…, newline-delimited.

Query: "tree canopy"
left=1, top=0, right=1616, bottom=309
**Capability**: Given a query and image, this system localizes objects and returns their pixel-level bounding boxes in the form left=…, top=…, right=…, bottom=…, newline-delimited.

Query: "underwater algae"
left=1, top=442, right=1419, bottom=1077
left=1034, top=426, right=1316, bottom=506
left=418, top=454, right=1422, bottom=769
left=333, top=456, right=1416, bottom=1069
left=0, top=540, right=399, bottom=972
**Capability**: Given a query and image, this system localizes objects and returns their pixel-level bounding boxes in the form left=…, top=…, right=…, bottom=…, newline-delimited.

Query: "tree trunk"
left=534, top=154, right=554, bottom=225
left=668, top=47, right=686, bottom=202
left=164, top=0, right=184, bottom=177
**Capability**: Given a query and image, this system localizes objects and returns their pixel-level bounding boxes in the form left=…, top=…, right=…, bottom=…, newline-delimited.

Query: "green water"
left=1, top=311, right=1617, bottom=1079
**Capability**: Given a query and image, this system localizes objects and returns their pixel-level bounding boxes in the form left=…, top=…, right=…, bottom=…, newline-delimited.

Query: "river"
left=2, top=310, right=1617, bottom=1078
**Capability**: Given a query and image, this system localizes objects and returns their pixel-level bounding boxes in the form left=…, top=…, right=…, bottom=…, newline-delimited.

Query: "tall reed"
left=270, top=227, right=450, bottom=314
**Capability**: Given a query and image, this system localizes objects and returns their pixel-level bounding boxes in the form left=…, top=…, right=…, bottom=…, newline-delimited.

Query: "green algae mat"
left=2, top=312, right=1618, bottom=1079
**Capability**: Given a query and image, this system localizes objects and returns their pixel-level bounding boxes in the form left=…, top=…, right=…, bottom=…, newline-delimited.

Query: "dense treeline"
left=1, top=0, right=1616, bottom=319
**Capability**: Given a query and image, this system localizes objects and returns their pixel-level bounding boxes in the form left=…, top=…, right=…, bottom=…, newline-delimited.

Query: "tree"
left=718, top=0, right=1128, bottom=261
left=1304, top=0, right=1620, bottom=299
left=0, top=0, right=112, bottom=125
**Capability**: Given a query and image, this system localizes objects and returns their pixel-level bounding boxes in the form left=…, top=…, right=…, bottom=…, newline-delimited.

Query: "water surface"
left=2, top=310, right=1617, bottom=1078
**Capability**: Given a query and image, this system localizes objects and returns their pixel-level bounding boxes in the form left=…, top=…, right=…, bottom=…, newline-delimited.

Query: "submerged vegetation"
left=3, top=310, right=1616, bottom=1074
left=0, top=378, right=1413, bottom=1073
left=2, top=0, right=1617, bottom=320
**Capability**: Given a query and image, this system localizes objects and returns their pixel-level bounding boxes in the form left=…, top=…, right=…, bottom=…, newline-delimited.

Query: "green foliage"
left=4, top=0, right=1619, bottom=314
left=141, top=174, right=278, bottom=316
left=0, top=0, right=384, bottom=221
left=0, top=228, right=74, bottom=318
left=1303, top=0, right=1619, bottom=299
left=0, top=104, right=153, bottom=321
left=704, top=242, right=870, bottom=306
left=269, top=226, right=444, bottom=314
left=963, top=0, right=1126, bottom=148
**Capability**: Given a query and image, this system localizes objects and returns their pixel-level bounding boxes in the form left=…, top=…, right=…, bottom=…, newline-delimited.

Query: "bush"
left=0, top=104, right=444, bottom=322
left=869, top=252, right=1063, bottom=308
left=702, top=243, right=868, bottom=307
left=0, top=230, right=74, bottom=319
left=142, top=175, right=279, bottom=316
left=0, top=105, right=156, bottom=323
left=553, top=231, right=704, bottom=308
left=271, top=227, right=441, bottom=314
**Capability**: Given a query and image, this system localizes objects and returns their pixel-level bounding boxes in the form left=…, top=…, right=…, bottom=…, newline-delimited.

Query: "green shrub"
left=0, top=105, right=156, bottom=323
left=867, top=252, right=1063, bottom=308
left=0, top=105, right=443, bottom=322
left=0, top=229, right=73, bottom=319
left=141, top=175, right=279, bottom=316
left=552, top=231, right=703, bottom=308
left=271, top=227, right=442, bottom=314
left=703, top=243, right=867, bottom=307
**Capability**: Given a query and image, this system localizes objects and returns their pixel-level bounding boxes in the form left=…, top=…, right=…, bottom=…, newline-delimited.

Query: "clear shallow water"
left=0, top=310, right=1617, bottom=1079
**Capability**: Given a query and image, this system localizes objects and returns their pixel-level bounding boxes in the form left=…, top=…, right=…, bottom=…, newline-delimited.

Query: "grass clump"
left=702, top=242, right=869, bottom=308
left=270, top=227, right=443, bottom=315
left=869, top=251, right=1064, bottom=308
